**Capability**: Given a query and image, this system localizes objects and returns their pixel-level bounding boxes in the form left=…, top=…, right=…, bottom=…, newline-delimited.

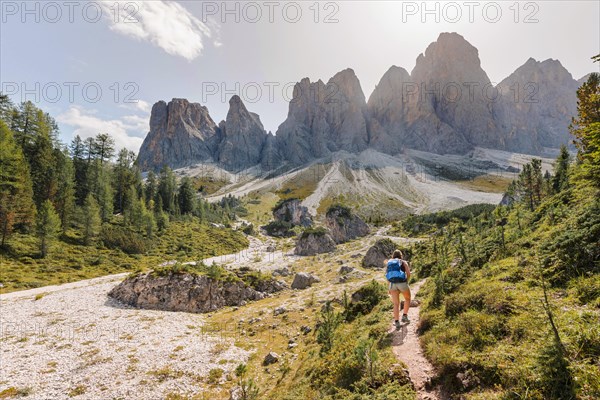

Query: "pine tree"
left=552, top=145, right=571, bottom=193
left=178, top=176, right=196, bottom=214
left=0, top=121, right=35, bottom=247
left=54, top=148, right=76, bottom=233
left=570, top=69, right=600, bottom=186
left=157, top=166, right=177, bottom=213
left=145, top=170, right=157, bottom=208
left=82, top=194, right=102, bottom=245
left=93, top=133, right=116, bottom=165
left=113, top=148, right=138, bottom=213
left=0, top=93, right=14, bottom=126
left=125, top=186, right=143, bottom=231
left=96, top=164, right=114, bottom=222
left=141, top=205, right=157, bottom=237
left=36, top=200, right=61, bottom=257
left=70, top=135, right=89, bottom=205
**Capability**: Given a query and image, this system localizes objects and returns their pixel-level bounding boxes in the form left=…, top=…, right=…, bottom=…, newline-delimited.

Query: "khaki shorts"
left=389, top=281, right=410, bottom=292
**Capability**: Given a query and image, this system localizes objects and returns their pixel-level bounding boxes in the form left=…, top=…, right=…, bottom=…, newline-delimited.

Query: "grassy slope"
left=0, top=219, right=249, bottom=294
left=409, top=184, right=600, bottom=399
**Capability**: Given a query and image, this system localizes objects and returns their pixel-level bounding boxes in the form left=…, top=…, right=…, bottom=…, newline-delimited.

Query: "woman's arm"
left=403, top=261, right=411, bottom=281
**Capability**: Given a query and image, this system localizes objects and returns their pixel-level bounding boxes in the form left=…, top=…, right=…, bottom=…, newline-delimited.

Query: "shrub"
left=300, top=226, right=329, bottom=239
left=344, top=280, right=387, bottom=321
left=101, top=225, right=150, bottom=254
left=262, top=220, right=294, bottom=237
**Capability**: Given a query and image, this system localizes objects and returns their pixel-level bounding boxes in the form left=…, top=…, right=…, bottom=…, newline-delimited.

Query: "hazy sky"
left=1, top=0, right=598, bottom=153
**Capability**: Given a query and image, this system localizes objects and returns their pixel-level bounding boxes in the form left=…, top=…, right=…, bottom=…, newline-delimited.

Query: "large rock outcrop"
left=325, top=205, right=369, bottom=243
left=273, top=198, right=313, bottom=227
left=294, top=228, right=336, bottom=256
left=362, top=238, right=398, bottom=269
left=108, top=270, right=285, bottom=313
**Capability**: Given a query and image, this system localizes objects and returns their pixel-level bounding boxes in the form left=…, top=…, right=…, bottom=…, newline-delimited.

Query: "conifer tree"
left=0, top=121, right=35, bottom=247
left=82, top=194, right=102, bottom=245
left=36, top=200, right=60, bottom=257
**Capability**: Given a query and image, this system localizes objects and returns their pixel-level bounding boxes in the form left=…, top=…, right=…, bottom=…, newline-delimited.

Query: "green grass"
left=410, top=181, right=600, bottom=399
left=243, top=192, right=281, bottom=226
left=455, top=175, right=513, bottom=193
left=190, top=176, right=230, bottom=195
left=0, top=219, right=248, bottom=294
left=275, top=164, right=329, bottom=201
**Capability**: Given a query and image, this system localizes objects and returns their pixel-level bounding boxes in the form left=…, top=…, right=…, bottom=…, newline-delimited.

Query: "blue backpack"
left=386, top=259, right=407, bottom=283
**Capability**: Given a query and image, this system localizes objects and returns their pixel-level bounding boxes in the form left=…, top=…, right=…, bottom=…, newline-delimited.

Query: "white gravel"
left=0, top=274, right=250, bottom=399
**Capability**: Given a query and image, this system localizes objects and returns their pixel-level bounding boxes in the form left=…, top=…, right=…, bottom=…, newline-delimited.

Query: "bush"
left=101, top=225, right=151, bottom=254
left=300, top=226, right=329, bottom=239
left=344, top=280, right=387, bottom=321
left=262, top=220, right=294, bottom=237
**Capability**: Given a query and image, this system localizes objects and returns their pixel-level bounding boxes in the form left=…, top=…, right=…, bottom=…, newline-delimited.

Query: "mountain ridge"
left=137, top=32, right=588, bottom=172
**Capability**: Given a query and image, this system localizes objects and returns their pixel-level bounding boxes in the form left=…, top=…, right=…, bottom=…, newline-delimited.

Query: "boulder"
left=272, top=198, right=313, bottom=227
left=272, top=267, right=291, bottom=277
left=291, top=273, right=320, bottom=290
left=325, top=205, right=370, bottom=243
left=294, top=228, right=336, bottom=256
left=362, top=238, right=398, bottom=269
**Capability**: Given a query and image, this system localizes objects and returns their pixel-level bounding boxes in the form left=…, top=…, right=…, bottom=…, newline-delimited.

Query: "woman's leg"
left=401, top=288, right=411, bottom=316
left=389, top=289, right=400, bottom=321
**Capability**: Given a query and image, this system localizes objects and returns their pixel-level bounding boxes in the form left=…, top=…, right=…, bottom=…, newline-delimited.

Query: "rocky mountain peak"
left=137, top=98, right=219, bottom=171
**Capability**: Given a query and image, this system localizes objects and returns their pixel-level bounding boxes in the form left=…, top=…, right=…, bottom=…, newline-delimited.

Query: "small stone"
left=263, top=352, right=279, bottom=365
left=300, top=325, right=312, bottom=335
left=339, top=265, right=354, bottom=275
left=288, top=343, right=298, bottom=349
left=274, top=307, right=287, bottom=316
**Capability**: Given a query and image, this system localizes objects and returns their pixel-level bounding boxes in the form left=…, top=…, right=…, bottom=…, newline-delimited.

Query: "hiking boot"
left=401, top=314, right=410, bottom=324
left=394, top=320, right=401, bottom=329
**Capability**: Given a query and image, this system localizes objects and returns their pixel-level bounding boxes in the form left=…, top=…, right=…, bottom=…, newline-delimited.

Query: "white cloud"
left=119, top=99, right=151, bottom=114
left=99, top=1, right=217, bottom=61
left=57, top=106, right=147, bottom=153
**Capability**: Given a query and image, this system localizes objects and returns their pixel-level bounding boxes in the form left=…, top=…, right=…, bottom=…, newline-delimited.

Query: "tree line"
left=0, top=95, right=243, bottom=257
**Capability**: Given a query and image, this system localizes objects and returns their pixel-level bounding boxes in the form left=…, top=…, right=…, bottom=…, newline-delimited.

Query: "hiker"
left=385, top=249, right=411, bottom=328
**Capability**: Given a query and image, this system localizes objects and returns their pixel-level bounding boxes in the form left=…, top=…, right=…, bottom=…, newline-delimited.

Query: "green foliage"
left=263, top=220, right=294, bottom=237
left=395, top=203, right=496, bottom=236
left=280, top=282, right=415, bottom=399
left=412, top=154, right=600, bottom=399
left=234, top=363, right=260, bottom=400
left=82, top=194, right=102, bottom=245
left=178, top=176, right=196, bottom=214
left=101, top=225, right=150, bottom=254
left=0, top=120, right=35, bottom=247
left=300, top=226, right=328, bottom=239
left=35, top=200, right=61, bottom=257
left=326, top=204, right=352, bottom=219
left=343, top=280, right=387, bottom=321
left=316, top=302, right=343, bottom=354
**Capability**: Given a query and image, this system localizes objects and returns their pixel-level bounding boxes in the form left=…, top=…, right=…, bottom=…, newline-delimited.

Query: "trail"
left=390, top=279, right=446, bottom=400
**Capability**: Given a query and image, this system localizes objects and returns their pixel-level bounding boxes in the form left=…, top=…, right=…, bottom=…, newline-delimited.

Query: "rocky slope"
left=138, top=33, right=586, bottom=172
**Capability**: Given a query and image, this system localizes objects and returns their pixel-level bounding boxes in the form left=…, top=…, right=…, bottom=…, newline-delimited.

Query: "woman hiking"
left=385, top=249, right=411, bottom=329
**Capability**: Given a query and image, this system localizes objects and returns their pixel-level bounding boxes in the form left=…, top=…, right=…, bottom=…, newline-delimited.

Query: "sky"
left=1, top=0, right=599, bottom=154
